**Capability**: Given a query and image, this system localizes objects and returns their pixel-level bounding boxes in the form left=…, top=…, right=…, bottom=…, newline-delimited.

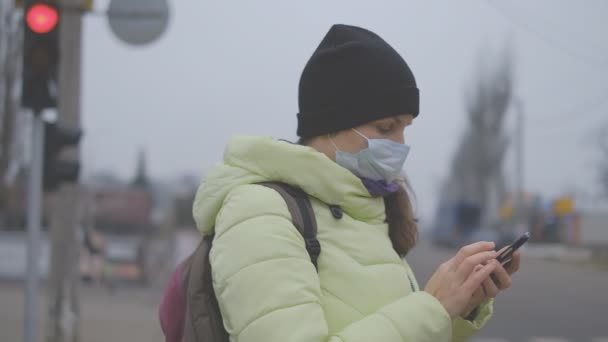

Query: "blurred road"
left=0, top=281, right=165, bottom=342
left=1, top=235, right=607, bottom=342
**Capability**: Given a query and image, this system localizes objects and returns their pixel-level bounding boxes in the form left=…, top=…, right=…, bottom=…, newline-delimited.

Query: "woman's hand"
left=424, top=242, right=499, bottom=319
left=461, top=248, right=522, bottom=319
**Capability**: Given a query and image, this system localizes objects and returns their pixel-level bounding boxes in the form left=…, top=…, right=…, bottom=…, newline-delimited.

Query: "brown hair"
left=297, top=137, right=418, bottom=256
left=384, top=182, right=418, bottom=257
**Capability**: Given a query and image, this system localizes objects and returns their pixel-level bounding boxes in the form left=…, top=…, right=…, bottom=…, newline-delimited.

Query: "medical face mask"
left=331, top=129, right=410, bottom=182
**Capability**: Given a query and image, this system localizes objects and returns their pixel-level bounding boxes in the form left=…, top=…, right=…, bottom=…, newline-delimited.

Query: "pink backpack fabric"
left=159, top=261, right=187, bottom=342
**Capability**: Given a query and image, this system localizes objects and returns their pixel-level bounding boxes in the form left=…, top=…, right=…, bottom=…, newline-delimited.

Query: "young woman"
left=167, top=24, right=520, bottom=342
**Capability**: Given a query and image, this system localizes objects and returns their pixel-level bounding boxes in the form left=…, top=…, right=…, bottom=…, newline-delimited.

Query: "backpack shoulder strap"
left=183, top=235, right=229, bottom=342
left=257, top=182, right=321, bottom=269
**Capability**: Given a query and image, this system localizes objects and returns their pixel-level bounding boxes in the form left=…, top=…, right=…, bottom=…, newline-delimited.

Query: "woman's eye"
left=378, top=126, right=393, bottom=134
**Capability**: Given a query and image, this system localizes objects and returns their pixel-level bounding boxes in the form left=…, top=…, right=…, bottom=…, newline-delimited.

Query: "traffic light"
left=21, top=1, right=60, bottom=112
left=43, top=122, right=82, bottom=192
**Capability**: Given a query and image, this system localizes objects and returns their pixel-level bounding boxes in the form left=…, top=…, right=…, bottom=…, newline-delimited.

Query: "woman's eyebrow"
left=393, top=116, right=413, bottom=126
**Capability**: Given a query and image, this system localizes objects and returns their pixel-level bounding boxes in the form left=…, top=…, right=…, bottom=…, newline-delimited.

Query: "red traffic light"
left=26, top=3, right=59, bottom=34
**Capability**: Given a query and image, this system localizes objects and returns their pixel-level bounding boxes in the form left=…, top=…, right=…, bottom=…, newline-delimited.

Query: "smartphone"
left=496, top=231, right=530, bottom=266
left=490, top=232, right=529, bottom=286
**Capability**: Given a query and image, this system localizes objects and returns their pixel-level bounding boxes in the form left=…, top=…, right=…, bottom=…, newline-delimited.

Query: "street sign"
left=554, top=196, right=575, bottom=216
left=107, top=0, right=170, bottom=46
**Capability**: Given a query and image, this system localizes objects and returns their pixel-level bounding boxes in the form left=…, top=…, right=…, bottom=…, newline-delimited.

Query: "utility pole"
left=514, top=97, right=525, bottom=224
left=46, top=1, right=84, bottom=341
left=21, top=1, right=60, bottom=341
left=25, top=111, right=44, bottom=342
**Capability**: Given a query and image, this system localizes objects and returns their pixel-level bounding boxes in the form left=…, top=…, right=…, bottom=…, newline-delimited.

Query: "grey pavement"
left=2, top=233, right=607, bottom=342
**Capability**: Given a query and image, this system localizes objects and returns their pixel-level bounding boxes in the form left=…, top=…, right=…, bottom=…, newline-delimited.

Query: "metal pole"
left=47, top=2, right=83, bottom=341
left=25, top=112, right=44, bottom=342
left=515, top=98, right=525, bottom=223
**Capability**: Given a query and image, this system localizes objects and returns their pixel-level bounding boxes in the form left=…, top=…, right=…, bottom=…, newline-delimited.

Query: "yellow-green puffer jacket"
left=193, top=136, right=493, bottom=342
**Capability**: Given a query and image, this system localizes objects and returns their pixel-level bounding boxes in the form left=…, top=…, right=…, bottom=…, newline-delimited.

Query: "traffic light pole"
left=25, top=112, right=44, bottom=342
left=46, top=1, right=84, bottom=341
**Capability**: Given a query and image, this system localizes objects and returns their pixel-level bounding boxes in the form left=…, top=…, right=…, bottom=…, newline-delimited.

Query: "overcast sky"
left=80, top=0, right=608, bottom=220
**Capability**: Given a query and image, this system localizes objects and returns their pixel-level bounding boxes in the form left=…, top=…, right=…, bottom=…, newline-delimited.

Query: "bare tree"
left=440, top=46, right=514, bottom=226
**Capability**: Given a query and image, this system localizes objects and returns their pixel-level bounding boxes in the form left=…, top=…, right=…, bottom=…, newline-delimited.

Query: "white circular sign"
left=107, top=0, right=170, bottom=46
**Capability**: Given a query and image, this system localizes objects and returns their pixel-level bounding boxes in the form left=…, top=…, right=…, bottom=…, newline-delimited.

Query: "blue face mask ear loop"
left=351, top=128, right=369, bottom=141
left=329, top=129, right=370, bottom=155
left=328, top=134, right=340, bottom=153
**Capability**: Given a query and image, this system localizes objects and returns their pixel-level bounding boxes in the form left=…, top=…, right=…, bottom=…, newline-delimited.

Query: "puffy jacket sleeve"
left=452, top=299, right=494, bottom=341
left=210, top=184, right=454, bottom=342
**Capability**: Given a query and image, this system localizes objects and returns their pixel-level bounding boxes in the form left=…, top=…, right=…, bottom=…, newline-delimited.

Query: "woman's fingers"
left=456, top=250, right=498, bottom=279
left=463, top=262, right=498, bottom=295
left=494, top=260, right=513, bottom=289
left=452, top=241, right=496, bottom=268
left=482, top=273, right=500, bottom=298
left=504, top=251, right=521, bottom=275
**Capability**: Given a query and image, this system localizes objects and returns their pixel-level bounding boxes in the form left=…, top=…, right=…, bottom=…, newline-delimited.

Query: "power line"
left=485, top=0, right=608, bottom=68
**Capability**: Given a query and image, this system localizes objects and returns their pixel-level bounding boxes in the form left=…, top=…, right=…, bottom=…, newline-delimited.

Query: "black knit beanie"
left=297, top=24, right=419, bottom=139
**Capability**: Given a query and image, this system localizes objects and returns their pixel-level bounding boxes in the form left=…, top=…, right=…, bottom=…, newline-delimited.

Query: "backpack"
left=161, top=182, right=321, bottom=342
